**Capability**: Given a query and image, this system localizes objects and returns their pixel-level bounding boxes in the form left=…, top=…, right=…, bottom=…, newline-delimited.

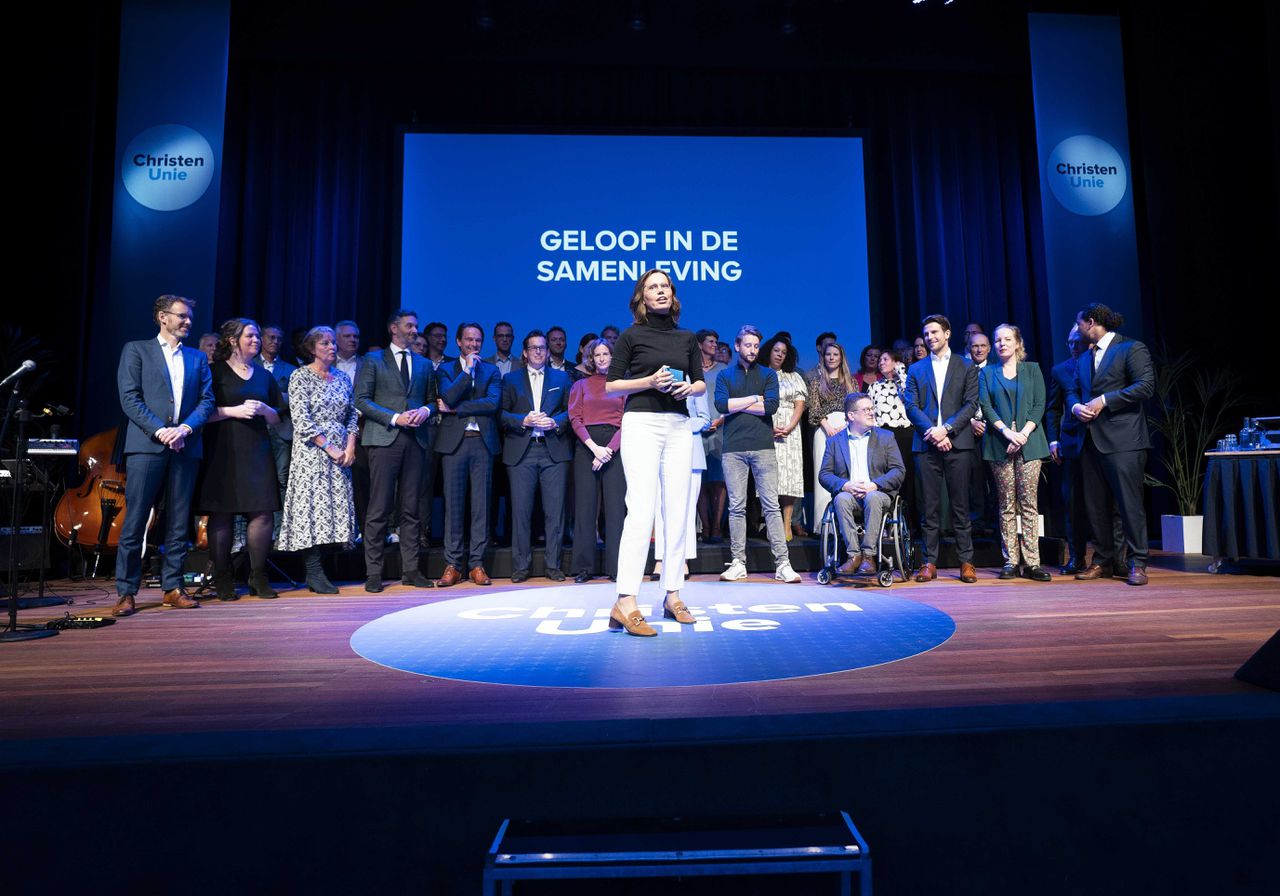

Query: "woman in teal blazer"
left=979, top=324, right=1052, bottom=582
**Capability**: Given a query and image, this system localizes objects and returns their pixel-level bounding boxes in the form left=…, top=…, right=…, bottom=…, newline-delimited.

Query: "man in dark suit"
left=820, top=393, right=906, bottom=575
left=353, top=309, right=436, bottom=591
left=1046, top=326, right=1125, bottom=575
left=1068, top=303, right=1155, bottom=586
left=113, top=295, right=216, bottom=617
left=903, top=313, right=980, bottom=583
left=434, top=322, right=502, bottom=586
left=500, top=330, right=572, bottom=582
left=259, top=325, right=296, bottom=534
left=418, top=321, right=456, bottom=548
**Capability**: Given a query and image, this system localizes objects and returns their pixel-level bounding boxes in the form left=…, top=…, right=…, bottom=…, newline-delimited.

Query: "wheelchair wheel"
left=877, top=570, right=893, bottom=588
left=817, top=567, right=832, bottom=585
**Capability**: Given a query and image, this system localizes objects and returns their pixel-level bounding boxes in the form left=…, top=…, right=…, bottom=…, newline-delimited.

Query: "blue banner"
left=89, top=0, right=228, bottom=432
left=1028, top=14, right=1143, bottom=360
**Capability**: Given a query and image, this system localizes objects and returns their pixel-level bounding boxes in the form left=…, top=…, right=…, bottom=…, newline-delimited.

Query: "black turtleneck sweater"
left=606, top=313, right=704, bottom=416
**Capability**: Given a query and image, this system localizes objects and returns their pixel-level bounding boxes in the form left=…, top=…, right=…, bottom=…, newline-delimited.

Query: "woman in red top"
left=852, top=344, right=882, bottom=393
left=568, top=338, right=627, bottom=583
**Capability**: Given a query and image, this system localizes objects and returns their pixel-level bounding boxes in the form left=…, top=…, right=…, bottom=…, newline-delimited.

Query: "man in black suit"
left=114, top=295, right=216, bottom=616
left=820, top=393, right=906, bottom=575
left=434, top=322, right=502, bottom=587
left=1068, top=303, right=1155, bottom=586
left=903, top=313, right=980, bottom=583
left=500, top=331, right=572, bottom=582
left=418, top=320, right=456, bottom=548
left=353, top=309, right=436, bottom=591
left=1046, top=326, right=1126, bottom=575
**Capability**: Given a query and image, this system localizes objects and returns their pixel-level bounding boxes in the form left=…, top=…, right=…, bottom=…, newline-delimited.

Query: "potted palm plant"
left=1144, top=345, right=1242, bottom=553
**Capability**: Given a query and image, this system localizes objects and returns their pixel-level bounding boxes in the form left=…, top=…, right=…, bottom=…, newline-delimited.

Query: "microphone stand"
left=1, top=378, right=58, bottom=641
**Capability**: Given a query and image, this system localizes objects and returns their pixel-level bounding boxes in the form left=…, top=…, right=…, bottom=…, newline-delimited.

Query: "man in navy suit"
left=113, top=295, right=216, bottom=617
left=820, top=393, right=906, bottom=575
left=1046, top=326, right=1126, bottom=575
left=500, top=330, right=572, bottom=582
left=903, top=313, right=980, bottom=583
left=1068, top=303, right=1155, bottom=586
left=354, top=309, right=436, bottom=591
left=434, top=322, right=502, bottom=586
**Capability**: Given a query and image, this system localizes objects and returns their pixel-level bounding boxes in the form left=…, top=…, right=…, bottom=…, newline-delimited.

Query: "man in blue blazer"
left=1067, top=303, right=1155, bottom=586
left=820, top=393, right=906, bottom=575
left=113, top=295, right=216, bottom=617
left=500, top=331, right=573, bottom=582
left=354, top=309, right=436, bottom=591
left=903, top=313, right=980, bottom=583
left=434, top=322, right=502, bottom=586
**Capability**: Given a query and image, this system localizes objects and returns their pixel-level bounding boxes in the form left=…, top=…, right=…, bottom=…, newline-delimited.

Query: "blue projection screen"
left=400, top=133, right=870, bottom=361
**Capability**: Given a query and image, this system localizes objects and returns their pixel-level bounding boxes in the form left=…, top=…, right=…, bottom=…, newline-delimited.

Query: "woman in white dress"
left=764, top=334, right=807, bottom=540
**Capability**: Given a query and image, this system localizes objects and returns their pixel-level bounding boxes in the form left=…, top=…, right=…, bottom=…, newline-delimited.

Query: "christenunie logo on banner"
left=1046, top=135, right=1127, bottom=216
left=122, top=124, right=216, bottom=211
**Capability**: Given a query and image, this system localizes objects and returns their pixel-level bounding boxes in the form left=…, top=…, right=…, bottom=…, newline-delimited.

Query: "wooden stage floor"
left=2, top=554, right=1277, bottom=753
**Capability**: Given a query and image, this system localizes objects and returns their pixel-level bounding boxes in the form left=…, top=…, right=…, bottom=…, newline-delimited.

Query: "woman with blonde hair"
left=979, top=323, right=1051, bottom=582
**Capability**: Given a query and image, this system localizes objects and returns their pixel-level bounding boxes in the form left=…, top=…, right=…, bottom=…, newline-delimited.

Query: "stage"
left=3, top=557, right=1278, bottom=895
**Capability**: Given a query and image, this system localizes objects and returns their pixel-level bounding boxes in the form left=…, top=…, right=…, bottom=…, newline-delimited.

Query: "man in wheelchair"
left=819, top=393, right=906, bottom=576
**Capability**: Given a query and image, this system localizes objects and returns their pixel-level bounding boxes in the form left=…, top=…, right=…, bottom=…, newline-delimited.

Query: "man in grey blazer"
left=821, top=393, right=906, bottom=575
left=903, top=313, right=980, bottom=583
left=113, top=295, right=215, bottom=617
left=354, top=309, right=436, bottom=591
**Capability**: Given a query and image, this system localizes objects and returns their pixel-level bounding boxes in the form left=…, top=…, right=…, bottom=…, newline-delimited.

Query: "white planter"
left=1161, top=515, right=1204, bottom=554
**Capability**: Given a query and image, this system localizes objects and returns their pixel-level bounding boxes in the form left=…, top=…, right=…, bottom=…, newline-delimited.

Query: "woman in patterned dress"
left=764, top=334, right=807, bottom=540
left=276, top=326, right=359, bottom=593
left=807, top=342, right=856, bottom=528
left=867, top=347, right=916, bottom=519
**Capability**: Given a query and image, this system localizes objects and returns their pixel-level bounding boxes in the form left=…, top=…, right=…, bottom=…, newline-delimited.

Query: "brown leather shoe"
left=836, top=557, right=861, bottom=575
left=663, top=597, right=695, bottom=624
left=1126, top=566, right=1149, bottom=586
left=959, top=562, right=978, bottom=583
left=914, top=563, right=937, bottom=583
left=1075, top=564, right=1113, bottom=581
left=436, top=565, right=463, bottom=587
left=112, top=594, right=136, bottom=617
left=856, top=555, right=877, bottom=576
left=162, top=589, right=199, bottom=609
left=610, top=603, right=657, bottom=636
left=469, top=566, right=492, bottom=586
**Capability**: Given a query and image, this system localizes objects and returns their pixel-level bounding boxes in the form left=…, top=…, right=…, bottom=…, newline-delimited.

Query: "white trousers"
left=810, top=411, right=846, bottom=528
left=655, top=470, right=701, bottom=563
left=617, top=412, right=693, bottom=596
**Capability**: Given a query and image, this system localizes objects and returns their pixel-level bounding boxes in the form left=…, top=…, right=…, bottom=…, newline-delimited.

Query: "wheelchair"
left=815, top=492, right=917, bottom=587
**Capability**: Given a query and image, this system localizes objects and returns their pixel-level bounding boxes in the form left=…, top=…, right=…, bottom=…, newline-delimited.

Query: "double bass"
left=53, top=427, right=154, bottom=577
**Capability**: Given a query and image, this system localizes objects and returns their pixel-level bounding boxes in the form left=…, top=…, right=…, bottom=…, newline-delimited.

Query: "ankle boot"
left=212, top=570, right=239, bottom=602
left=248, top=571, right=278, bottom=599
left=305, top=551, right=338, bottom=594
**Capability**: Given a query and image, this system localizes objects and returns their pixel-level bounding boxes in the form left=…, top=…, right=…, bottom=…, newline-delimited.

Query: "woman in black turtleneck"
left=605, top=269, right=706, bottom=636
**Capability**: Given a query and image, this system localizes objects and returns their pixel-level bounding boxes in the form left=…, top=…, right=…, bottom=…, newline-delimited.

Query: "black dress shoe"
left=998, top=564, right=1018, bottom=580
left=1059, top=562, right=1084, bottom=576
left=574, top=570, right=594, bottom=583
left=546, top=568, right=565, bottom=582
left=401, top=571, right=435, bottom=588
left=364, top=576, right=384, bottom=593
left=1025, top=566, right=1052, bottom=582
left=510, top=571, right=529, bottom=584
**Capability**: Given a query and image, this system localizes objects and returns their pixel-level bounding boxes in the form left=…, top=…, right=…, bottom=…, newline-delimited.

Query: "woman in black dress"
left=196, top=318, right=282, bottom=601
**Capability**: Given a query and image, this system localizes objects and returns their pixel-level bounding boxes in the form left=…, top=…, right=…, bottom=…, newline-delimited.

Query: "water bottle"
left=1239, top=418, right=1255, bottom=450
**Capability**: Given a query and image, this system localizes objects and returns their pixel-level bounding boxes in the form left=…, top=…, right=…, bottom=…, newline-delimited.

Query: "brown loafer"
left=436, top=565, right=463, bottom=587
left=162, top=589, right=199, bottom=609
left=663, top=598, right=695, bottom=624
left=610, top=603, right=657, bottom=636
left=836, top=557, right=861, bottom=575
left=1126, top=566, right=1149, bottom=586
left=959, top=562, right=978, bottom=583
left=914, top=563, right=937, bottom=583
left=856, top=555, right=878, bottom=576
left=1075, top=564, right=1113, bottom=581
left=469, top=567, right=492, bottom=586
left=112, top=594, right=136, bottom=617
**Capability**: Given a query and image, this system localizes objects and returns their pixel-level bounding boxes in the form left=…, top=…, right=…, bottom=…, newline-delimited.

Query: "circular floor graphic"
left=350, top=582, right=955, bottom=689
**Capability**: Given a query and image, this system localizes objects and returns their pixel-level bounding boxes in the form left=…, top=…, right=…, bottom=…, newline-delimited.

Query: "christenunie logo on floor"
left=350, top=582, right=955, bottom=688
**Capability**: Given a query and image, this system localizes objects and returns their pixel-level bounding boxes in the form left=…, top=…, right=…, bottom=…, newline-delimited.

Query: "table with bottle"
left=1202, top=417, right=1280, bottom=565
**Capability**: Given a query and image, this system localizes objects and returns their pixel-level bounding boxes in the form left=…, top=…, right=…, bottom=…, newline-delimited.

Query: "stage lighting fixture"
left=474, top=0, right=496, bottom=30
left=780, top=0, right=797, bottom=35
left=628, top=0, right=646, bottom=32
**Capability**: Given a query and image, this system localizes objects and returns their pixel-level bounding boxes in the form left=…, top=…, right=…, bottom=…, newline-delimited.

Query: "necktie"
left=1091, top=344, right=1100, bottom=372
left=398, top=349, right=410, bottom=393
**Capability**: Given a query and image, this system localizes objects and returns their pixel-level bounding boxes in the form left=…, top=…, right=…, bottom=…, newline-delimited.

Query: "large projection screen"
left=401, top=132, right=871, bottom=365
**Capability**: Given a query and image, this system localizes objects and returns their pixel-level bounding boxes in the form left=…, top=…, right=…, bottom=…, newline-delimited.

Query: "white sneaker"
left=720, top=560, right=748, bottom=581
left=775, top=563, right=801, bottom=583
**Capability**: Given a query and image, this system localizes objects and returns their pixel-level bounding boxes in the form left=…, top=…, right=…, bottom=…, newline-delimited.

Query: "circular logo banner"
left=122, top=124, right=216, bottom=211
left=1047, top=135, right=1127, bottom=216
left=350, top=582, right=955, bottom=688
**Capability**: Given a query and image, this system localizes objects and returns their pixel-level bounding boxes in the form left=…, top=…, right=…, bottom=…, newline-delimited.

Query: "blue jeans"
left=723, top=449, right=789, bottom=566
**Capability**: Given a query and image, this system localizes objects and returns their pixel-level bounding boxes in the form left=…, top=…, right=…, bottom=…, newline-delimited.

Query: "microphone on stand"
left=0, top=360, right=35, bottom=390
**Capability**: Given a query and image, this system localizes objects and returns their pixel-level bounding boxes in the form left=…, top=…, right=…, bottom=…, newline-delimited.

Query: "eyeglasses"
left=526, top=345, right=548, bottom=353
left=162, top=310, right=192, bottom=321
